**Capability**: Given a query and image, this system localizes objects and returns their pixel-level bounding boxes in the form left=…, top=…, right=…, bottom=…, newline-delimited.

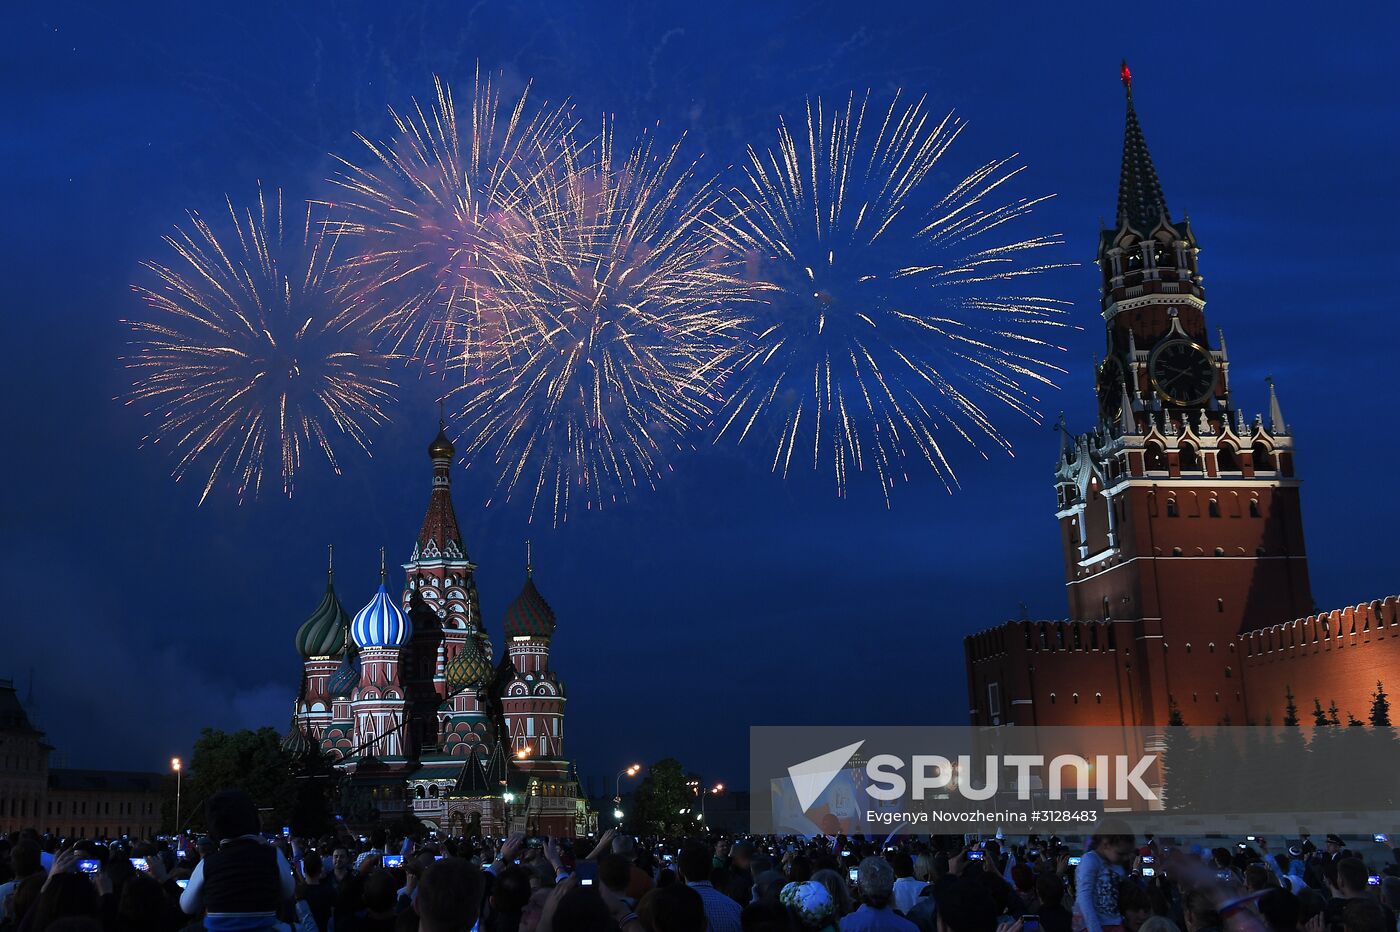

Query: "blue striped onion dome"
left=445, top=635, right=493, bottom=691
left=503, top=576, right=556, bottom=639
left=295, top=580, right=350, bottom=658
left=352, top=583, right=412, bottom=648
left=328, top=650, right=360, bottom=697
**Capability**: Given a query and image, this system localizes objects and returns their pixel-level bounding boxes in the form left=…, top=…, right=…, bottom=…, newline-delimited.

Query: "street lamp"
left=613, top=808, right=624, bottom=821
left=614, top=763, right=641, bottom=804
left=171, top=758, right=182, bottom=835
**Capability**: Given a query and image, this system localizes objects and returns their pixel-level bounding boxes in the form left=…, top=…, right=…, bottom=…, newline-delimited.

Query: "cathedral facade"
left=964, top=65, right=1399, bottom=731
left=287, top=426, right=588, bottom=837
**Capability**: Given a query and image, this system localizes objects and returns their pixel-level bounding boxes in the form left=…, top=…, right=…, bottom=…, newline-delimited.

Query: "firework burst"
left=123, top=186, right=398, bottom=504
left=328, top=68, right=575, bottom=373
left=450, top=121, right=754, bottom=525
left=716, top=91, right=1074, bottom=502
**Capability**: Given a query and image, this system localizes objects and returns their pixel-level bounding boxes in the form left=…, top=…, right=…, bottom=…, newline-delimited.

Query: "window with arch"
left=1179, top=444, right=1200, bottom=472
left=1166, top=498, right=1179, bottom=517
left=1217, top=598, right=1225, bottom=613
left=1050, top=693, right=1057, bottom=704
left=1215, top=547, right=1225, bottom=556
left=1145, top=442, right=1166, bottom=471
left=1186, top=643, right=1193, bottom=653
left=1225, top=666, right=1233, bottom=679
left=1073, top=693, right=1080, bottom=704
left=1172, top=547, right=1183, bottom=556
left=1252, top=442, right=1273, bottom=470
left=1208, top=499, right=1220, bottom=518
left=1095, top=692, right=1103, bottom=704
left=1217, top=444, right=1239, bottom=471
left=1249, top=498, right=1261, bottom=518
left=429, top=784, right=440, bottom=798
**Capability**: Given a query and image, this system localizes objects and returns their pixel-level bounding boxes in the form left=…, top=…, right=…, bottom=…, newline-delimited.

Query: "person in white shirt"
left=890, top=852, right=927, bottom=915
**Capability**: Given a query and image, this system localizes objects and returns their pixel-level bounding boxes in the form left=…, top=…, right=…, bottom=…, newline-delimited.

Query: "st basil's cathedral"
left=283, top=424, right=590, bottom=837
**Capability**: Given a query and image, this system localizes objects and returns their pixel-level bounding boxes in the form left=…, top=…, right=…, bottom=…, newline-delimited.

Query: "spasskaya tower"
left=965, top=64, right=1318, bottom=729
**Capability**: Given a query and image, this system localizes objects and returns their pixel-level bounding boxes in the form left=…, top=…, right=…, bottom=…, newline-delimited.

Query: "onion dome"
left=445, top=635, right=493, bottom=692
left=352, top=583, right=412, bottom=648
left=296, top=580, right=350, bottom=658
left=503, top=574, right=556, bottom=639
left=328, top=650, right=361, bottom=697
left=281, top=719, right=315, bottom=763
left=428, top=424, right=455, bottom=459
left=352, top=548, right=412, bottom=649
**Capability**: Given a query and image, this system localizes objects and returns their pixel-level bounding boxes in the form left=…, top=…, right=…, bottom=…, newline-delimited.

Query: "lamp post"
left=171, top=758, right=182, bottom=835
left=686, top=778, right=723, bottom=821
left=613, top=763, right=641, bottom=807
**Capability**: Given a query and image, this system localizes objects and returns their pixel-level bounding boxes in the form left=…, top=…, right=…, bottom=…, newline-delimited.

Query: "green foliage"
left=174, top=727, right=300, bottom=832
left=631, top=757, right=694, bottom=835
left=1370, top=682, right=1392, bottom=728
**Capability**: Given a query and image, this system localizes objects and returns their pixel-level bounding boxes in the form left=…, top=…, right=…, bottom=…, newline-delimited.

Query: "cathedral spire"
left=419, top=415, right=466, bottom=558
left=1117, top=60, right=1169, bottom=232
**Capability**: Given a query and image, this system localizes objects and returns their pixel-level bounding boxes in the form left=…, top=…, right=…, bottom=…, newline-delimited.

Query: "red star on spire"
left=1120, top=60, right=1132, bottom=90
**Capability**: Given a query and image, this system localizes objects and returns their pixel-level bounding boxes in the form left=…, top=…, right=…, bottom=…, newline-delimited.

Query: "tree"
left=1312, top=699, right=1330, bottom=727
left=631, top=758, right=693, bottom=835
left=1162, top=699, right=1199, bottom=812
left=1283, top=687, right=1300, bottom=727
left=166, top=727, right=300, bottom=833
left=1370, top=682, right=1392, bottom=728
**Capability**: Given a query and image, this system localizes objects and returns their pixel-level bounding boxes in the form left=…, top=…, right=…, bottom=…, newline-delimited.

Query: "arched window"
left=1166, top=498, right=1179, bottom=517
left=1172, top=547, right=1183, bottom=556
left=1050, top=693, right=1057, bottom=704
left=1096, top=692, right=1104, bottom=703
left=1217, top=444, right=1239, bottom=472
left=1252, top=442, right=1273, bottom=471
left=1217, top=598, right=1225, bottom=613
left=1215, top=547, right=1225, bottom=556
left=1145, top=442, right=1166, bottom=472
left=429, top=784, right=440, bottom=798
left=1179, top=443, right=1200, bottom=472
left=414, top=786, right=425, bottom=799
left=1073, top=693, right=1080, bottom=704
left=1208, top=499, right=1220, bottom=518
left=1249, top=498, right=1261, bottom=518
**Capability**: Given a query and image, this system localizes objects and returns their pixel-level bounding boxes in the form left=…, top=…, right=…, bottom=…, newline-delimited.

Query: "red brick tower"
left=965, top=64, right=1314, bottom=729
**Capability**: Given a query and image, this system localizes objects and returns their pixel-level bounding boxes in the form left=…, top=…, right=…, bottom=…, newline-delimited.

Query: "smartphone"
left=382, top=855, right=405, bottom=868
left=130, top=857, right=149, bottom=872
left=1068, top=856, right=1082, bottom=866
left=1142, top=855, right=1155, bottom=865
left=848, top=867, right=859, bottom=882
left=1236, top=843, right=1247, bottom=850
left=1142, top=868, right=1156, bottom=877
left=435, top=855, right=444, bottom=861
left=1023, top=916, right=1040, bottom=932
left=282, top=826, right=291, bottom=837
left=576, top=860, right=598, bottom=887
left=78, top=859, right=100, bottom=874
left=177, top=850, right=188, bottom=860
left=1375, top=834, right=1389, bottom=844
left=1246, top=836, right=1256, bottom=841
left=1217, top=870, right=1233, bottom=882
left=662, top=854, right=674, bottom=863
left=1368, top=876, right=1382, bottom=886
left=968, top=851, right=985, bottom=861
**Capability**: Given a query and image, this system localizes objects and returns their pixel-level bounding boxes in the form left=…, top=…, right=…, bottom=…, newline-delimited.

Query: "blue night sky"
left=2, top=1, right=1397, bottom=791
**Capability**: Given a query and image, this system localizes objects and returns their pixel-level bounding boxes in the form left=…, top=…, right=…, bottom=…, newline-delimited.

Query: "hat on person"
left=1326, top=834, right=1345, bottom=847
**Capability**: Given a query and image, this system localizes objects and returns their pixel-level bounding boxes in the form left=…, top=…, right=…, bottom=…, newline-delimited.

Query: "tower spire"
left=526, top=539, right=533, bottom=579
left=379, top=546, right=386, bottom=585
left=1266, top=376, right=1287, bottom=435
left=327, top=543, right=334, bottom=583
left=1117, top=60, right=1169, bottom=231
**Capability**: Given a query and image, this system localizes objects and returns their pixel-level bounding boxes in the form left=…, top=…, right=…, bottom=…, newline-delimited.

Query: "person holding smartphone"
left=1071, top=828, right=1134, bottom=932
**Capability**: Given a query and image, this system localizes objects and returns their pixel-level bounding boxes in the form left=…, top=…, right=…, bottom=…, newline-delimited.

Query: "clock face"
left=1149, top=339, right=1216, bottom=405
left=1097, top=356, right=1125, bottom=421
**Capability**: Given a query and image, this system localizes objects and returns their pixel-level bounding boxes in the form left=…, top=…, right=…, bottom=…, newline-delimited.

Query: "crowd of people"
left=1, top=791, right=1397, bottom=932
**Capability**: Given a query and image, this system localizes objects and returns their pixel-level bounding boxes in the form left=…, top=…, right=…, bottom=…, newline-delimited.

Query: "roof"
left=48, top=769, right=163, bottom=793
left=0, top=681, right=43, bottom=736
left=1116, top=69, right=1170, bottom=232
left=504, top=575, right=557, bottom=639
